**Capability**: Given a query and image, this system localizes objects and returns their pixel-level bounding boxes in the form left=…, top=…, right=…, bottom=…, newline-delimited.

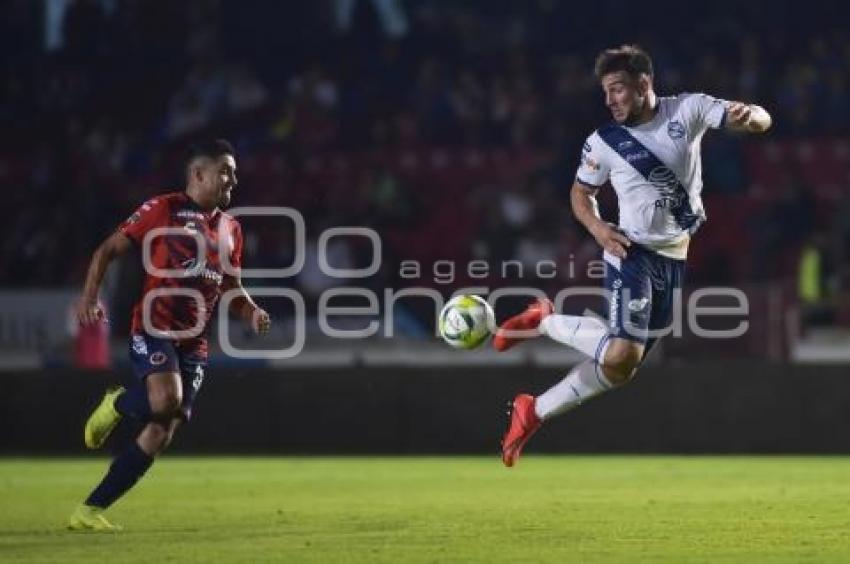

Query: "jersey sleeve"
left=680, top=92, right=729, bottom=132
left=575, top=133, right=611, bottom=188
left=118, top=197, right=170, bottom=244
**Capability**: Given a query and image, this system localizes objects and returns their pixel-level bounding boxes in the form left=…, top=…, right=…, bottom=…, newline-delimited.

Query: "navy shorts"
left=603, top=244, right=685, bottom=354
left=129, top=334, right=207, bottom=420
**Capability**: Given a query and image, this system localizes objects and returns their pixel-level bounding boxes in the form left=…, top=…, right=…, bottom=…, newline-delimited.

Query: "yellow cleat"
left=67, top=505, right=123, bottom=532
left=84, top=386, right=124, bottom=449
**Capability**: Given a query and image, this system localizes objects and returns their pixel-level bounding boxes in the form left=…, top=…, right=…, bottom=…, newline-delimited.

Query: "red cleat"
left=492, top=298, right=554, bottom=352
left=501, top=394, right=542, bottom=467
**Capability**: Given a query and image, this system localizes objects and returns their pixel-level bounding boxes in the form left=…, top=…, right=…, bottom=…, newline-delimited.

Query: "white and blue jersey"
left=577, top=92, right=728, bottom=351
left=576, top=92, right=728, bottom=260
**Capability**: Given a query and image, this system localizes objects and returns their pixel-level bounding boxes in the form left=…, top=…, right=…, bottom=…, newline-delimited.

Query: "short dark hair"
left=594, top=45, right=653, bottom=81
left=185, top=138, right=235, bottom=166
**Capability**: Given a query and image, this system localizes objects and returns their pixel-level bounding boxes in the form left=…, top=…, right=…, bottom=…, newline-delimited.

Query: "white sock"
left=534, top=359, right=613, bottom=420
left=540, top=314, right=610, bottom=361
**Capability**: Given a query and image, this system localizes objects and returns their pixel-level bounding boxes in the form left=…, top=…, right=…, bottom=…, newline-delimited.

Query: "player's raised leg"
left=69, top=371, right=183, bottom=531
left=493, top=297, right=615, bottom=358
left=83, top=386, right=125, bottom=449
left=535, top=338, right=641, bottom=417
left=492, top=298, right=554, bottom=351
left=83, top=381, right=155, bottom=449
left=501, top=247, right=654, bottom=466
left=501, top=338, right=642, bottom=466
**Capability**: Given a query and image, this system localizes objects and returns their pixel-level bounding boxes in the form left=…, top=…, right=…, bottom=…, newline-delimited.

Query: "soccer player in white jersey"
left=495, top=45, right=771, bottom=467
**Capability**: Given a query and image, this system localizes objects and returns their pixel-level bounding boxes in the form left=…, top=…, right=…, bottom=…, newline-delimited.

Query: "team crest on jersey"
left=149, top=351, right=168, bottom=366
left=583, top=141, right=592, bottom=152
left=668, top=120, right=686, bottom=139
left=127, top=212, right=141, bottom=224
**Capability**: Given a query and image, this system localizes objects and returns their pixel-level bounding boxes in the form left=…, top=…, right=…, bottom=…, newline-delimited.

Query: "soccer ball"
left=438, top=295, right=495, bottom=350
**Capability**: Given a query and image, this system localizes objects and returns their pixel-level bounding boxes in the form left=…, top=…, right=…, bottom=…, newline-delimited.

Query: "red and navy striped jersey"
left=119, top=191, right=243, bottom=346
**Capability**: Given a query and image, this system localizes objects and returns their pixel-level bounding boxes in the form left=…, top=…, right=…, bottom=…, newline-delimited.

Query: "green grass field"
left=2, top=456, right=850, bottom=563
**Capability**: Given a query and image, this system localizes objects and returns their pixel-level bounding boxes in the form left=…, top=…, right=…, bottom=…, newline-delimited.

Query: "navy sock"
left=114, top=385, right=152, bottom=421
left=85, top=443, right=154, bottom=509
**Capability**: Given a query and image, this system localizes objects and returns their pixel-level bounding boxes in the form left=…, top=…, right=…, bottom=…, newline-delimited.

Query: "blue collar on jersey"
left=596, top=123, right=703, bottom=233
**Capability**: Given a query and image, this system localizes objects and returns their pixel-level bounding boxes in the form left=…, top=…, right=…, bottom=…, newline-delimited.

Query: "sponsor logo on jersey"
left=654, top=197, right=676, bottom=210
left=668, top=120, right=685, bottom=139
left=648, top=166, right=679, bottom=193
left=649, top=166, right=684, bottom=210
left=625, top=150, right=650, bottom=163
left=610, top=279, right=623, bottom=329
left=175, top=210, right=206, bottom=220
left=132, top=335, right=148, bottom=355
left=180, top=258, right=223, bottom=285
left=150, top=351, right=168, bottom=366
left=617, top=140, right=634, bottom=151
left=191, top=364, right=205, bottom=391
left=628, top=297, right=650, bottom=312
left=127, top=212, right=141, bottom=224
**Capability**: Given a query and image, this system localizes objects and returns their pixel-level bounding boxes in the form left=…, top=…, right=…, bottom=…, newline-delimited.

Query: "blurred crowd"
left=1, top=0, right=848, bottom=320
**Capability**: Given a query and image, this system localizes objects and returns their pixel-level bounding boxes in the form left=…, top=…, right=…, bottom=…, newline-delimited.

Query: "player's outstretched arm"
left=570, top=181, right=631, bottom=258
left=77, top=231, right=133, bottom=325
left=222, top=274, right=271, bottom=335
left=725, top=101, right=772, bottom=133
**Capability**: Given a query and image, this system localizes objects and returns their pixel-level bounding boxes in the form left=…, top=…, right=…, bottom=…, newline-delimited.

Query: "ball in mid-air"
left=438, top=295, right=495, bottom=349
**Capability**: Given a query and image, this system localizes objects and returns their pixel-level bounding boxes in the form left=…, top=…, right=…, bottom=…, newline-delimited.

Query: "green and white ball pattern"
left=439, top=295, right=495, bottom=349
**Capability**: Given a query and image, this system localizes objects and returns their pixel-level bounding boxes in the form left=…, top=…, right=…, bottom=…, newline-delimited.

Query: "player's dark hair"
left=185, top=138, right=235, bottom=166
left=594, top=45, right=653, bottom=81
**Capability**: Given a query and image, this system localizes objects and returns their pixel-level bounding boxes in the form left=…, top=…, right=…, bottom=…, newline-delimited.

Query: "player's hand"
left=76, top=299, right=106, bottom=326
left=591, top=222, right=631, bottom=259
left=251, top=307, right=271, bottom=335
left=725, top=101, right=752, bottom=129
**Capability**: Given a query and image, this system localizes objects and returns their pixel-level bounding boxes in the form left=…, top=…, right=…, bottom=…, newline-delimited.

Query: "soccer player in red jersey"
left=69, top=139, right=270, bottom=531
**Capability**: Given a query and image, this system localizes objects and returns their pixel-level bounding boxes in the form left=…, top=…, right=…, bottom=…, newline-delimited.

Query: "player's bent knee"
left=139, top=422, right=170, bottom=454
left=158, top=419, right=181, bottom=452
left=602, top=340, right=644, bottom=385
left=139, top=418, right=181, bottom=455
left=149, top=391, right=182, bottom=419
